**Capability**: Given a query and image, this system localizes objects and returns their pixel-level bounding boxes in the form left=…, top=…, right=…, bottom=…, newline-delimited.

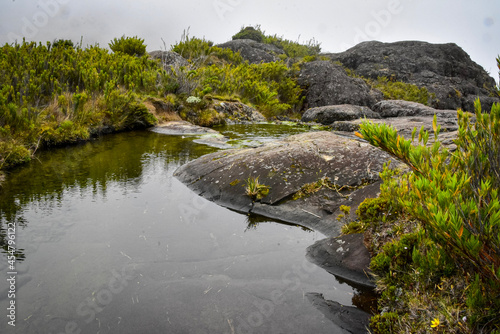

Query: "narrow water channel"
left=0, top=126, right=367, bottom=333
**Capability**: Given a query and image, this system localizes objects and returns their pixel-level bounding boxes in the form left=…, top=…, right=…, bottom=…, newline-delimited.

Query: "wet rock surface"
left=307, top=292, right=372, bottom=334
left=306, top=233, right=375, bottom=289
left=151, top=121, right=232, bottom=149
left=152, top=120, right=222, bottom=135
left=174, top=131, right=398, bottom=297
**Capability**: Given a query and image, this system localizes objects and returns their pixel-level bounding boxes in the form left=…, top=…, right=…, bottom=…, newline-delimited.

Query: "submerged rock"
left=151, top=121, right=221, bottom=135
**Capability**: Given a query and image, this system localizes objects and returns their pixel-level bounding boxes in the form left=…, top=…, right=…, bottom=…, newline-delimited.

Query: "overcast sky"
left=1, top=0, right=499, bottom=82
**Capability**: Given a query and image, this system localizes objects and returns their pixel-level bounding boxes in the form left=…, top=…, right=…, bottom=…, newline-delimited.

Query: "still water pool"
left=0, top=126, right=367, bottom=333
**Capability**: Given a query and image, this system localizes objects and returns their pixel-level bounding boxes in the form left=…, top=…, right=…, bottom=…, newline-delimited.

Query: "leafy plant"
left=245, top=176, right=270, bottom=201
left=369, top=76, right=433, bottom=105
left=357, top=99, right=500, bottom=331
left=232, top=25, right=321, bottom=58
left=109, top=35, right=147, bottom=57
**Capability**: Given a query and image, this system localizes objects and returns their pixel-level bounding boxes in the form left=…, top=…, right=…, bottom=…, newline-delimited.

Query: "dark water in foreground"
left=0, top=126, right=368, bottom=333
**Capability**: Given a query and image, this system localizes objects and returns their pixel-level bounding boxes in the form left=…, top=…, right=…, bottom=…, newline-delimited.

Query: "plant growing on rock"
left=232, top=26, right=265, bottom=43
left=245, top=176, right=270, bottom=201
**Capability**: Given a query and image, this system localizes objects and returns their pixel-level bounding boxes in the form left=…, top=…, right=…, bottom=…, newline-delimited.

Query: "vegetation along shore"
left=1, top=25, right=500, bottom=333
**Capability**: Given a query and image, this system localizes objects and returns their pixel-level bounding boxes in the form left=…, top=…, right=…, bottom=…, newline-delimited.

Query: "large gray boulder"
left=174, top=131, right=395, bottom=237
left=301, top=104, right=381, bottom=125
left=330, top=101, right=462, bottom=149
left=216, top=39, right=284, bottom=64
left=371, top=100, right=457, bottom=118
left=325, top=41, right=499, bottom=111
left=298, top=61, right=382, bottom=109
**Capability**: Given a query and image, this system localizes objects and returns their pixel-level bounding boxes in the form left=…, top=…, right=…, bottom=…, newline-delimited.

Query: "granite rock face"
left=217, top=39, right=285, bottom=64
left=301, top=104, right=381, bottom=124
left=325, top=41, right=499, bottom=111
left=174, top=131, right=396, bottom=236
left=297, top=61, right=382, bottom=109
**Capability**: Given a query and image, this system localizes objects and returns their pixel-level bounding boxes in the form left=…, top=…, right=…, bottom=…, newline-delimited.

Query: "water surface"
left=0, top=128, right=366, bottom=333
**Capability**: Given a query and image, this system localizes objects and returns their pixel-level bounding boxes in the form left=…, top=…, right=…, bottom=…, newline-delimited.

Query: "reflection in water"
left=0, top=131, right=217, bottom=261
left=0, top=125, right=371, bottom=333
left=244, top=212, right=313, bottom=233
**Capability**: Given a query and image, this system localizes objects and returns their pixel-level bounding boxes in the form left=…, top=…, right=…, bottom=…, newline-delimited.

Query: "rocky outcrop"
left=324, top=41, right=499, bottom=111
left=371, top=100, right=457, bottom=118
left=298, top=61, right=382, bottom=109
left=217, top=39, right=284, bottom=64
left=174, top=131, right=397, bottom=237
left=301, top=105, right=381, bottom=124
left=149, top=50, right=189, bottom=68
left=328, top=100, right=461, bottom=149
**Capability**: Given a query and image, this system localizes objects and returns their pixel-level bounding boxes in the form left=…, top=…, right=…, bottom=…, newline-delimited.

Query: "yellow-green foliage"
left=232, top=25, right=321, bottom=58
left=245, top=176, right=270, bottom=201
left=370, top=76, right=433, bottom=105
left=0, top=40, right=165, bottom=169
left=171, top=33, right=243, bottom=65
left=232, top=26, right=265, bottom=43
left=193, top=61, right=303, bottom=117
left=109, top=35, right=147, bottom=57
left=339, top=62, right=434, bottom=105
left=357, top=100, right=500, bottom=332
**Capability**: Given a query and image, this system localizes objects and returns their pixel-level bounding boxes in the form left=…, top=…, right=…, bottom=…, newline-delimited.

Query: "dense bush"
left=232, top=26, right=265, bottom=43
left=357, top=100, right=500, bottom=332
left=109, top=35, right=147, bottom=57
left=194, top=61, right=303, bottom=117
left=0, top=40, right=170, bottom=169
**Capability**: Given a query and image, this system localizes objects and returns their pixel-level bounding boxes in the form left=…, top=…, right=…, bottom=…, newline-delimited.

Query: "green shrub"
left=232, top=26, right=265, bottom=43
left=0, top=141, right=31, bottom=169
left=369, top=312, right=399, bottom=334
left=245, top=176, right=270, bottom=201
left=51, top=39, right=74, bottom=49
left=357, top=99, right=500, bottom=331
left=109, top=35, right=147, bottom=57
left=370, top=76, right=432, bottom=105
left=171, top=31, right=214, bottom=60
